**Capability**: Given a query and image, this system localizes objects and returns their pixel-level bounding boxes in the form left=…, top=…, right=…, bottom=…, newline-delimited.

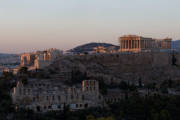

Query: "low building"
left=93, top=46, right=117, bottom=54
left=11, top=80, right=104, bottom=112
left=93, top=46, right=107, bottom=53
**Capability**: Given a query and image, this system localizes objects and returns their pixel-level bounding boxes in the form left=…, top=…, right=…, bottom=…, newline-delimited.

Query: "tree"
left=19, top=67, right=28, bottom=74
left=105, top=116, right=115, bottom=120
left=96, top=117, right=106, bottom=120
left=152, top=113, right=159, bottom=120
left=21, top=77, right=28, bottom=85
left=172, top=51, right=177, bottom=66
left=86, top=115, right=95, bottom=120
left=138, top=78, right=143, bottom=88
left=119, top=81, right=128, bottom=90
left=84, top=52, right=89, bottom=55
left=99, top=80, right=108, bottom=95
left=160, top=110, right=171, bottom=120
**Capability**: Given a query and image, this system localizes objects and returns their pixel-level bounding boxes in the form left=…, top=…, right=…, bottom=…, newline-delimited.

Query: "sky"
left=0, top=0, right=180, bottom=53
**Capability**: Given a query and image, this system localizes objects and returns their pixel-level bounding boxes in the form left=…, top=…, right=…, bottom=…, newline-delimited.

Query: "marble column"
left=123, top=40, right=125, bottom=49
left=133, top=40, right=134, bottom=48
left=133, top=40, right=134, bottom=49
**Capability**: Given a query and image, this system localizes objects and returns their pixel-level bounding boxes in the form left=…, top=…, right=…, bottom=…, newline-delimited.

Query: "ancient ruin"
left=119, top=35, right=172, bottom=52
left=12, top=80, right=104, bottom=112
left=20, top=48, right=63, bottom=70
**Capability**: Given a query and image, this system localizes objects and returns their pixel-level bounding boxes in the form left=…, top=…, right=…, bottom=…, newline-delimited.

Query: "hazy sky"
left=0, top=0, right=180, bottom=53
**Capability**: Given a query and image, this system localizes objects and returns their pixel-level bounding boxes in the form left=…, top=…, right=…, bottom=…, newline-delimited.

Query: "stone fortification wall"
left=53, top=52, right=180, bottom=85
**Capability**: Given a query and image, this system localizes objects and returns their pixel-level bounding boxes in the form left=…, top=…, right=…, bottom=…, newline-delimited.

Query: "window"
left=58, top=96, right=61, bottom=101
left=84, top=104, right=88, bottom=108
left=52, top=96, right=55, bottom=101
left=82, top=95, right=85, bottom=100
left=58, top=105, right=61, bottom=109
left=76, top=104, right=79, bottom=108
left=36, top=106, right=41, bottom=112
left=99, top=95, right=101, bottom=100
left=36, top=95, right=39, bottom=101
left=19, top=88, right=22, bottom=95
left=28, top=89, right=30, bottom=95
left=71, top=95, right=73, bottom=99
left=33, top=97, right=35, bottom=102
left=94, top=81, right=96, bottom=85
left=46, top=96, right=49, bottom=101
left=23, top=89, right=26, bottom=95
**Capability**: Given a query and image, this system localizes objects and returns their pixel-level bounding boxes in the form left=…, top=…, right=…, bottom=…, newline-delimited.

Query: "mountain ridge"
left=68, top=42, right=120, bottom=53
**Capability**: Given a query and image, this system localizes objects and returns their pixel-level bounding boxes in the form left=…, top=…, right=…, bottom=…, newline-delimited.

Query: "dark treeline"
left=6, top=95, right=180, bottom=120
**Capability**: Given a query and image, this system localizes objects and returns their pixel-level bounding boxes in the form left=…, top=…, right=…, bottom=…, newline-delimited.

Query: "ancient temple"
left=119, top=35, right=172, bottom=52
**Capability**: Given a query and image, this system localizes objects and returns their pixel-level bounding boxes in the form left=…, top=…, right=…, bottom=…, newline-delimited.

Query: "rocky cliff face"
left=50, top=52, right=180, bottom=85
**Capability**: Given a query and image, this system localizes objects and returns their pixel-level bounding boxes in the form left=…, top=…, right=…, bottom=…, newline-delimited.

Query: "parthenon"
left=119, top=35, right=172, bottom=52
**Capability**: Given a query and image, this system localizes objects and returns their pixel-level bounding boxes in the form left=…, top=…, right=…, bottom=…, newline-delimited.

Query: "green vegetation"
left=0, top=94, right=178, bottom=120
left=65, top=69, right=88, bottom=85
left=19, top=67, right=28, bottom=74
left=172, top=52, right=177, bottom=66
left=0, top=72, right=15, bottom=119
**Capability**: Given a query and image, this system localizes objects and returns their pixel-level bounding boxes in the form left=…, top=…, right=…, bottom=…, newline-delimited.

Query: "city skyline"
left=0, top=0, right=180, bottom=53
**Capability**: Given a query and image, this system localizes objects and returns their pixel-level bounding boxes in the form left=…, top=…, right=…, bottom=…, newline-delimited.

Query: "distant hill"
left=0, top=53, right=18, bottom=58
left=172, top=40, right=180, bottom=51
left=0, top=53, right=20, bottom=66
left=68, top=42, right=120, bottom=53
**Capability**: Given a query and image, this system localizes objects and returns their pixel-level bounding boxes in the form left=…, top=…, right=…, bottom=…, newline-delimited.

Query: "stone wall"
left=20, top=49, right=63, bottom=70
left=53, top=52, right=180, bottom=85
left=12, top=79, right=103, bottom=112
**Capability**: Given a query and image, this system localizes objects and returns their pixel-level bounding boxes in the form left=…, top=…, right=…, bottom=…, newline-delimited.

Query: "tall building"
left=119, top=35, right=172, bottom=52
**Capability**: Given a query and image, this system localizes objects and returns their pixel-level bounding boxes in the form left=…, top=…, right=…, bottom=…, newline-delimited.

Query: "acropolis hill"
left=10, top=35, right=180, bottom=112
left=18, top=35, right=178, bottom=85
left=49, top=52, right=180, bottom=85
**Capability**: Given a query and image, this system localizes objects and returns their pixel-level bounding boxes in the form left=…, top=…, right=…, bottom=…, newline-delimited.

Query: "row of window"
left=105, top=98, right=121, bottom=103
left=32, top=95, right=85, bottom=102
left=85, top=86, right=96, bottom=91
left=85, top=81, right=97, bottom=86
left=30, top=84, right=51, bottom=88
left=36, top=103, right=89, bottom=112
